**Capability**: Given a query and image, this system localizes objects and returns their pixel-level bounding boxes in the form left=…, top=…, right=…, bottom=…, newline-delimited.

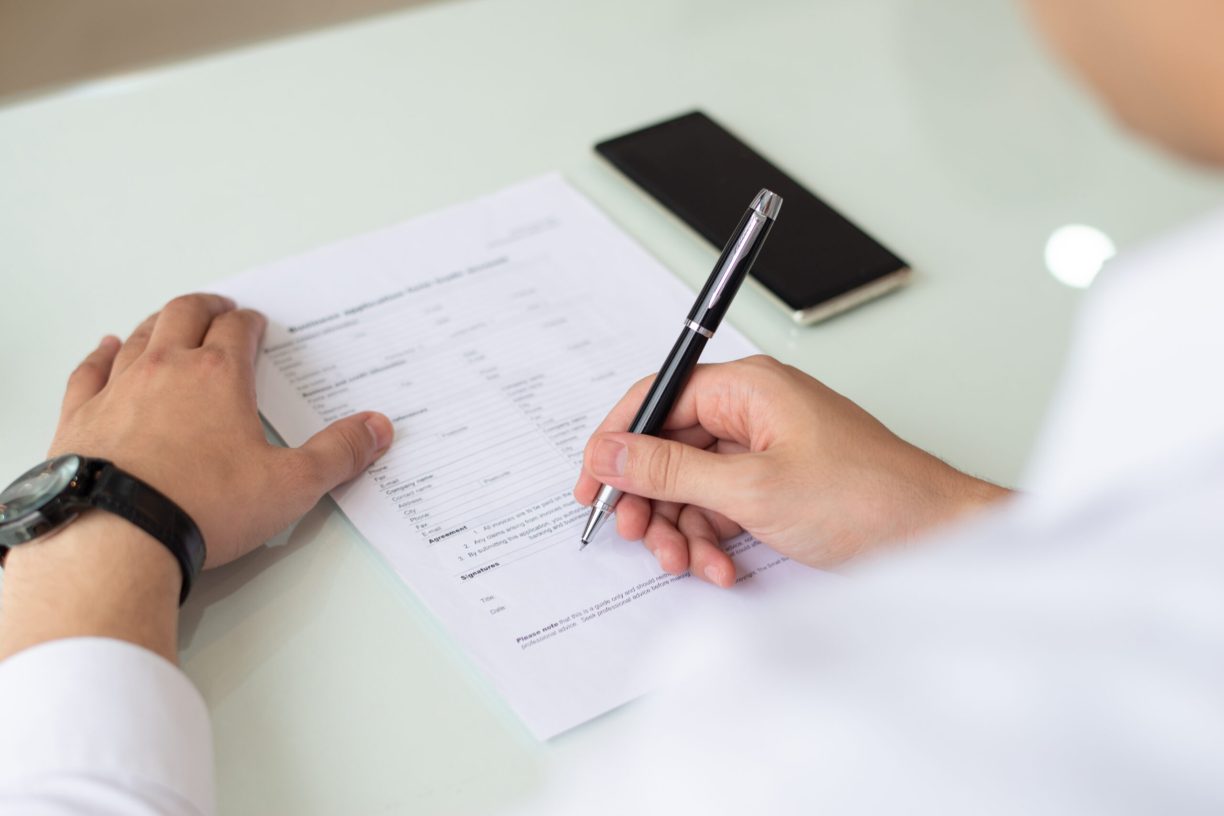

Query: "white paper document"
left=214, top=174, right=816, bottom=738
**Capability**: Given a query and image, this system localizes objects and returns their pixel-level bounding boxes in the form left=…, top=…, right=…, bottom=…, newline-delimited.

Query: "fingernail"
left=704, top=565, right=723, bottom=585
left=220, top=295, right=237, bottom=309
left=591, top=438, right=627, bottom=478
left=99, top=335, right=120, bottom=351
left=364, top=415, right=393, bottom=451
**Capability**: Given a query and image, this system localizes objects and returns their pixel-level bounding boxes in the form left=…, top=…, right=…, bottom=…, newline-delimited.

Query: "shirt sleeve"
left=0, top=637, right=214, bottom=816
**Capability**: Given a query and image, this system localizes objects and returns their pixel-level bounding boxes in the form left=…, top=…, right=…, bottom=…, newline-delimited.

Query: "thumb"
left=586, top=431, right=747, bottom=513
left=296, top=411, right=394, bottom=494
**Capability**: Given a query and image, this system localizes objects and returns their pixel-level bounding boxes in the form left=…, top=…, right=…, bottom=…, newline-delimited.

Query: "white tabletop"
left=2, top=0, right=1221, bottom=812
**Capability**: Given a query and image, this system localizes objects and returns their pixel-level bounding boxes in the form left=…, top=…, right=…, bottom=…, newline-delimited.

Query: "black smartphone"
left=595, top=111, right=910, bottom=324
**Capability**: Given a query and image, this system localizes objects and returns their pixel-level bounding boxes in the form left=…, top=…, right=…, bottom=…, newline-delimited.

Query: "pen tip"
left=579, top=539, right=588, bottom=551
left=581, top=506, right=611, bottom=547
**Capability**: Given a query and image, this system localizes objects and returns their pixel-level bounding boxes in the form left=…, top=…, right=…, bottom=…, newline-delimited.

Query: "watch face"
left=0, top=455, right=83, bottom=525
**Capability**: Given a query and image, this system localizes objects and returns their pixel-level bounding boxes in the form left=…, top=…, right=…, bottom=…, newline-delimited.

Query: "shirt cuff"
left=0, top=637, right=214, bottom=815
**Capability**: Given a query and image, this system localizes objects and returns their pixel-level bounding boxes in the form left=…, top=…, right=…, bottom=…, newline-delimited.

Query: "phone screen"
left=596, top=111, right=907, bottom=316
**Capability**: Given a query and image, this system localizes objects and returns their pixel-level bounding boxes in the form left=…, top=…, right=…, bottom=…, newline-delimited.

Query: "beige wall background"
left=0, top=0, right=433, bottom=101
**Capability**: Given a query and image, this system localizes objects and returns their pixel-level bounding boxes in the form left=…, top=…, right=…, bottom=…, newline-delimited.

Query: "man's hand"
left=574, top=356, right=1007, bottom=587
left=1, top=294, right=393, bottom=662
left=48, top=293, right=393, bottom=568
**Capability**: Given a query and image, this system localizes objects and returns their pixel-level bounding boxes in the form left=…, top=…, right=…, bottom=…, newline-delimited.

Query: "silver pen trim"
left=591, top=484, right=622, bottom=514
left=580, top=485, right=622, bottom=546
left=684, top=319, right=714, bottom=339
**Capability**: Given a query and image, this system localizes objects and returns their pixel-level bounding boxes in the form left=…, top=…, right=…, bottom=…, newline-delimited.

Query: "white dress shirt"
left=0, top=638, right=213, bottom=815
left=1, top=209, right=1222, bottom=815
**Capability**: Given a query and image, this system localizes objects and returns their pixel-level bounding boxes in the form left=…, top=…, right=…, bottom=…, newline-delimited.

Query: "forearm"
left=0, top=511, right=181, bottom=663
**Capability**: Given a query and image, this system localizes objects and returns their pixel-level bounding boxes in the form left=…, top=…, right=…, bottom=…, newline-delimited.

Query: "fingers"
left=583, top=431, right=750, bottom=513
left=635, top=502, right=735, bottom=586
left=59, top=336, right=122, bottom=417
left=574, top=424, right=716, bottom=506
left=602, top=357, right=779, bottom=440
left=663, top=425, right=718, bottom=450
left=642, top=501, right=688, bottom=573
left=112, top=312, right=159, bottom=374
left=110, top=293, right=238, bottom=375
left=677, top=506, right=735, bottom=588
left=147, top=294, right=236, bottom=351
left=291, top=412, right=395, bottom=499
left=202, top=308, right=267, bottom=368
left=697, top=505, right=745, bottom=541
left=612, top=490, right=740, bottom=587
left=613, top=493, right=652, bottom=541
left=573, top=357, right=781, bottom=500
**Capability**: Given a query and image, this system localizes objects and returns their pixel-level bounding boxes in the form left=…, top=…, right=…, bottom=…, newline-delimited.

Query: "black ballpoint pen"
left=580, top=188, right=783, bottom=547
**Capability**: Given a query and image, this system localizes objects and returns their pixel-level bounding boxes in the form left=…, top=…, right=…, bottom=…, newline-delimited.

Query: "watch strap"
left=88, top=462, right=206, bottom=605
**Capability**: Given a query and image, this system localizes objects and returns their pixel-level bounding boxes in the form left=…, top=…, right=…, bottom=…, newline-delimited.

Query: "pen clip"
left=709, top=212, right=766, bottom=308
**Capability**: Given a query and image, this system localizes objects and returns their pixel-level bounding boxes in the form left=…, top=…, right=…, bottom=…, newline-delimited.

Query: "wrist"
left=0, top=510, right=182, bottom=663
left=935, top=466, right=1011, bottom=523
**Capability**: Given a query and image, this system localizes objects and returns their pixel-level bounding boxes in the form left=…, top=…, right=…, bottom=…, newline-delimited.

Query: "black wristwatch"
left=0, top=455, right=205, bottom=604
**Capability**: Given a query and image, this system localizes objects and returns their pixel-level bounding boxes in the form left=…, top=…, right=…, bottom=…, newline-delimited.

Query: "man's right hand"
left=573, top=356, right=1008, bottom=587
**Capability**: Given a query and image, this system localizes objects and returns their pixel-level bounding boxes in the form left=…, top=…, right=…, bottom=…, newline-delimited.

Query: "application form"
left=214, top=174, right=818, bottom=738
